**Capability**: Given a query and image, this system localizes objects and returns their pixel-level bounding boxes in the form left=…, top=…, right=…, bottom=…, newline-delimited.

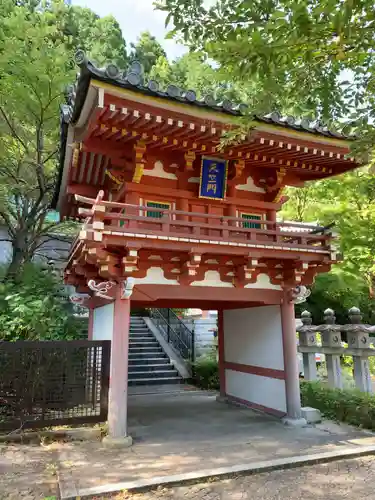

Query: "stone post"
left=320, top=309, right=343, bottom=389
left=347, top=307, right=372, bottom=393
left=297, top=311, right=318, bottom=381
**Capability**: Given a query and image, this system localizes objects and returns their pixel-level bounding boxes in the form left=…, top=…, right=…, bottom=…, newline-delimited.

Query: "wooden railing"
left=75, top=192, right=333, bottom=254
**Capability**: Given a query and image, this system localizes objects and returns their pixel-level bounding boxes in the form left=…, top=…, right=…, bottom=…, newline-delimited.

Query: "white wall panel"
left=93, top=303, right=114, bottom=341
left=224, top=306, right=284, bottom=370
left=225, top=369, right=287, bottom=413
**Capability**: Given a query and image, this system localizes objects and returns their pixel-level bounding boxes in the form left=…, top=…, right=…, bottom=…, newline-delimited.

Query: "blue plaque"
left=199, top=157, right=228, bottom=200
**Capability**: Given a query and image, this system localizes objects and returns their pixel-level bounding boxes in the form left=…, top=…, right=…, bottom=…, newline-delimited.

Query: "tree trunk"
left=5, top=233, right=30, bottom=280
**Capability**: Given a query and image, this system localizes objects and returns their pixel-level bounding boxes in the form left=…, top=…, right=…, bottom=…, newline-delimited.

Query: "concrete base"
left=216, top=395, right=227, bottom=404
left=102, top=435, right=133, bottom=448
left=301, top=407, right=322, bottom=424
left=282, top=417, right=307, bottom=427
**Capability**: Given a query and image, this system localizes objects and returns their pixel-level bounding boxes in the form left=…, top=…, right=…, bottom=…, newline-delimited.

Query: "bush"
left=300, top=380, right=375, bottom=430
left=0, top=264, right=86, bottom=341
left=192, top=356, right=219, bottom=390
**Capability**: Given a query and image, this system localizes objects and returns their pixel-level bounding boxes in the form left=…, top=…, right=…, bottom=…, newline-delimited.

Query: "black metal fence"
left=150, top=308, right=195, bottom=363
left=0, top=340, right=110, bottom=431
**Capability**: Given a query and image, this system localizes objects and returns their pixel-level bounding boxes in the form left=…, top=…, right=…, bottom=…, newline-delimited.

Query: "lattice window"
left=241, top=213, right=262, bottom=229
left=119, top=208, right=126, bottom=227
left=146, top=201, right=171, bottom=218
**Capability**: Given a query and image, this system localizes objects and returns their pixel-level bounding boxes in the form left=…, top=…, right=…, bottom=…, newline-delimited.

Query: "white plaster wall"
left=225, top=370, right=287, bottom=413
left=143, top=161, right=177, bottom=180
left=134, top=267, right=179, bottom=285
left=224, top=306, right=284, bottom=369
left=245, top=273, right=282, bottom=290
left=236, top=176, right=265, bottom=193
left=223, top=306, right=286, bottom=413
left=191, top=270, right=233, bottom=287
left=93, top=303, right=114, bottom=341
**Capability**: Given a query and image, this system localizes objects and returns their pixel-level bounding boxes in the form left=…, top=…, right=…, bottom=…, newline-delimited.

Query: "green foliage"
left=157, top=0, right=375, bottom=143
left=0, top=264, right=86, bottom=341
left=0, top=0, right=128, bottom=278
left=192, top=355, right=219, bottom=390
left=283, top=168, right=375, bottom=318
left=130, top=31, right=167, bottom=77
left=300, top=381, right=375, bottom=430
left=295, top=272, right=375, bottom=325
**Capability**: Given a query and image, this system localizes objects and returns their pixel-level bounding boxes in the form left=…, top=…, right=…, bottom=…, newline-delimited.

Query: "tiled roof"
left=65, top=50, right=354, bottom=141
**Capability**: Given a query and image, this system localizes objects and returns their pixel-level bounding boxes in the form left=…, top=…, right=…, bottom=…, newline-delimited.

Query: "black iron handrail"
left=149, top=308, right=195, bottom=363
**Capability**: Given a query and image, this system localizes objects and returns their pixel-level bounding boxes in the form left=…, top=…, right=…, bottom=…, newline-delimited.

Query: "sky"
left=72, top=0, right=187, bottom=60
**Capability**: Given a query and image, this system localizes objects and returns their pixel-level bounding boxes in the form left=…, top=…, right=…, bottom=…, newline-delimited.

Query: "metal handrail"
left=150, top=308, right=195, bottom=363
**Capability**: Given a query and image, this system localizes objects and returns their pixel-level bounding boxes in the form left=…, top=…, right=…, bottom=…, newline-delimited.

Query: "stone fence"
left=297, top=307, right=375, bottom=393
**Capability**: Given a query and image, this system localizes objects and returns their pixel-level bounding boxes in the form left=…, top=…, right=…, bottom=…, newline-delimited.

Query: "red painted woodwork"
left=224, top=361, right=285, bottom=380
left=57, top=80, right=360, bottom=304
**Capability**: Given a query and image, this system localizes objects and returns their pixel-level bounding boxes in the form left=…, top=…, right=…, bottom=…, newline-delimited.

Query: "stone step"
left=128, top=377, right=182, bottom=386
left=128, top=363, right=174, bottom=372
left=129, top=328, right=150, bottom=333
left=129, top=369, right=178, bottom=380
left=129, top=335, right=155, bottom=340
left=129, top=341, right=159, bottom=348
left=128, top=356, right=169, bottom=365
left=128, top=350, right=167, bottom=359
left=129, top=348, right=163, bottom=355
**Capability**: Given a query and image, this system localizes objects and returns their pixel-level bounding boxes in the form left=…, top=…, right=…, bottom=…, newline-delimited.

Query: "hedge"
left=193, top=356, right=219, bottom=390
left=300, top=380, right=375, bottom=430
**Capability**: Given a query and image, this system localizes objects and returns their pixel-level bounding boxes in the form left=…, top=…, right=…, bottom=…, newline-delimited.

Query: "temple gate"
left=54, top=52, right=359, bottom=446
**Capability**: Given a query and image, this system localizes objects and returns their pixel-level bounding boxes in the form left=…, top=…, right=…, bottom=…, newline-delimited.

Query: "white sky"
left=72, top=0, right=187, bottom=60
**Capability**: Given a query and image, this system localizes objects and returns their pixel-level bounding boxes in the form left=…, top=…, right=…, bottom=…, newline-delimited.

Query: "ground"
left=106, top=457, right=375, bottom=499
left=2, top=388, right=375, bottom=499
left=0, top=442, right=58, bottom=500
left=2, top=451, right=375, bottom=499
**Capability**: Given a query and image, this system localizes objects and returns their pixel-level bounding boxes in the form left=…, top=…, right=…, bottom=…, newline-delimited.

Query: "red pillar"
left=103, top=285, right=132, bottom=446
left=88, top=308, right=94, bottom=340
left=217, top=309, right=226, bottom=397
left=280, top=289, right=303, bottom=421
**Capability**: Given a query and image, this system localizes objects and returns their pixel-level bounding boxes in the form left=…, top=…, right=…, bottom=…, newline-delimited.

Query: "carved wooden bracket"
left=121, top=277, right=135, bottom=299
left=133, top=140, right=147, bottom=183
left=266, top=167, right=287, bottom=192
left=71, top=142, right=82, bottom=168
left=234, top=159, right=245, bottom=179
left=185, top=150, right=196, bottom=171
left=88, top=279, right=116, bottom=301
left=179, top=252, right=201, bottom=285
left=234, top=258, right=260, bottom=287
left=105, top=168, right=125, bottom=190
left=122, top=248, right=139, bottom=276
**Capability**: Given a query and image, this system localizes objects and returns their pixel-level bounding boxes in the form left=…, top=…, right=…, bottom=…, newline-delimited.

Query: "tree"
left=157, top=0, right=375, bottom=149
left=62, top=5, right=128, bottom=67
left=0, top=3, right=74, bottom=277
left=0, top=0, right=128, bottom=279
left=0, top=263, right=86, bottom=340
left=130, top=31, right=167, bottom=77
left=281, top=168, right=375, bottom=306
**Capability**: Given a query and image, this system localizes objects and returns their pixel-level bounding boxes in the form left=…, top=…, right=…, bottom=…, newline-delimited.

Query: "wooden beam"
left=67, top=184, right=101, bottom=198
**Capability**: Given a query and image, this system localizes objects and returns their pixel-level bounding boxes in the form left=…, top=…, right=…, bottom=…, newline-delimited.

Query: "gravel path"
left=101, top=456, right=375, bottom=500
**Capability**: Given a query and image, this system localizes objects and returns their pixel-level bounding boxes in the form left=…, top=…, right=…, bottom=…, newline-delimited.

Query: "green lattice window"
left=241, top=213, right=262, bottom=229
left=146, top=201, right=171, bottom=218
left=119, top=208, right=126, bottom=227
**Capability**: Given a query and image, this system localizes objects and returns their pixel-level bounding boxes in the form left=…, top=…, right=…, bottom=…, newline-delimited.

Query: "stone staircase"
left=128, top=316, right=183, bottom=386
